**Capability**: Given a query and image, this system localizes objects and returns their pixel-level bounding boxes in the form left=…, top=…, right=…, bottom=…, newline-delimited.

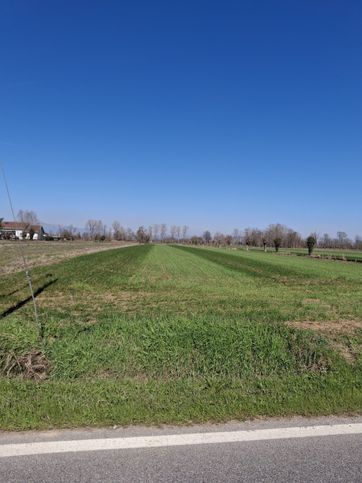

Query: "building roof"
left=1, top=221, right=44, bottom=233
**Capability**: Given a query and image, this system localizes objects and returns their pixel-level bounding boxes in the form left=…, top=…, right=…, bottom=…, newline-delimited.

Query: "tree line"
left=65, top=221, right=362, bottom=253
left=83, top=222, right=190, bottom=243
left=2, top=210, right=362, bottom=251
left=191, top=225, right=362, bottom=252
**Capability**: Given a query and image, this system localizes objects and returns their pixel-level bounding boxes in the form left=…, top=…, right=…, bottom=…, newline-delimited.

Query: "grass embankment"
left=1, top=245, right=361, bottom=429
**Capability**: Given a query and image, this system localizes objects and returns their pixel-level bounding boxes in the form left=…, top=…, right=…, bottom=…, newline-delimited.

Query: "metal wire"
left=0, top=161, right=40, bottom=330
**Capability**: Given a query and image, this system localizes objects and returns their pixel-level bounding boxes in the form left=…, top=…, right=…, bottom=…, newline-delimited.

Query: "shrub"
left=306, top=236, right=317, bottom=256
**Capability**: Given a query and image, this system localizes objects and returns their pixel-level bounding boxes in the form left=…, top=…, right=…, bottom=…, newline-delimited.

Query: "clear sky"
left=1, top=0, right=361, bottom=237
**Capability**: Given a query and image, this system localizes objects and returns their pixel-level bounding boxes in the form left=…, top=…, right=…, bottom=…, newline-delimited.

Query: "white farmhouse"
left=0, top=221, right=45, bottom=240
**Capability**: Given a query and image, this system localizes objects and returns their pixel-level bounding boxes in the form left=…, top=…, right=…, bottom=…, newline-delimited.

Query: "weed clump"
left=2, top=350, right=50, bottom=381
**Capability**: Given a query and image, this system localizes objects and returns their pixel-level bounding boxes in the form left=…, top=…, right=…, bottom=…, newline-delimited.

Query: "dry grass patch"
left=286, top=320, right=362, bottom=363
left=0, top=241, right=136, bottom=275
left=3, top=350, right=50, bottom=381
left=287, top=319, right=362, bottom=334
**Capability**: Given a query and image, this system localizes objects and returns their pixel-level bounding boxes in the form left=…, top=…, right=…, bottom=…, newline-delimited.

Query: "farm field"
left=0, top=240, right=135, bottom=275
left=0, top=244, right=361, bottom=430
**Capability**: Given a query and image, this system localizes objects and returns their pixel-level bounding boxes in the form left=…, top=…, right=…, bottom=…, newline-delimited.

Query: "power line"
left=0, top=161, right=40, bottom=332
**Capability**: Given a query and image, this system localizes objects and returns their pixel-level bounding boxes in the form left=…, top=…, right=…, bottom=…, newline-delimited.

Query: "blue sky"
left=1, top=0, right=361, bottom=237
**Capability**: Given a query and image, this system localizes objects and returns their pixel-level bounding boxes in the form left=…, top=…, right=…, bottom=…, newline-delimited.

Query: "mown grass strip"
left=173, top=245, right=322, bottom=282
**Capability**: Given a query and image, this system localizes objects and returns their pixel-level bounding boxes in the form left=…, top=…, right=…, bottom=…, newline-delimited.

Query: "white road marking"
left=1, top=423, right=361, bottom=458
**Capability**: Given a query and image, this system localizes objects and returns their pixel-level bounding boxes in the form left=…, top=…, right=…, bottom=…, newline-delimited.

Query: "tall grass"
left=0, top=244, right=361, bottom=429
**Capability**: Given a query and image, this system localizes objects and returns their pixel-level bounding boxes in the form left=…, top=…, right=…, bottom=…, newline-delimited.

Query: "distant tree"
left=160, top=224, right=167, bottom=242
left=355, top=236, right=362, bottom=250
left=285, top=229, right=302, bottom=248
left=190, top=236, right=203, bottom=245
left=265, top=224, right=288, bottom=252
left=112, top=221, right=125, bottom=241
left=262, top=237, right=267, bottom=252
left=17, top=209, right=39, bottom=224
left=214, top=232, right=226, bottom=246
left=244, top=228, right=252, bottom=250
left=182, top=225, right=189, bottom=240
left=148, top=226, right=153, bottom=242
left=306, top=235, right=317, bottom=256
left=85, top=219, right=104, bottom=240
left=136, top=226, right=150, bottom=243
left=153, top=224, right=160, bottom=241
left=176, top=226, right=181, bottom=242
left=337, top=231, right=351, bottom=249
left=58, top=225, right=77, bottom=240
left=225, top=235, right=232, bottom=246
left=321, top=233, right=332, bottom=248
left=337, top=231, right=348, bottom=243
left=203, top=230, right=212, bottom=244
left=273, top=237, right=282, bottom=252
left=170, top=225, right=177, bottom=240
left=232, top=229, right=241, bottom=245
left=125, top=228, right=135, bottom=241
left=247, top=228, right=263, bottom=247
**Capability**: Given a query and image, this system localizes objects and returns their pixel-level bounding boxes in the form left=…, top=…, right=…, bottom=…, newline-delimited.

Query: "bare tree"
left=58, top=225, right=77, bottom=240
left=337, top=231, right=351, bottom=248
left=243, top=228, right=252, bottom=250
left=203, top=230, right=212, bottom=244
left=191, top=236, right=203, bottom=245
left=285, top=229, right=302, bottom=248
left=265, top=224, right=288, bottom=252
left=170, top=225, right=177, bottom=240
left=125, top=228, right=135, bottom=241
left=232, top=229, right=241, bottom=245
left=153, top=224, right=160, bottom=241
left=175, top=226, right=181, bottom=242
left=321, top=233, right=332, bottom=248
left=148, top=225, right=153, bottom=242
left=355, top=236, right=362, bottom=250
left=136, top=226, right=150, bottom=243
left=262, top=236, right=267, bottom=252
left=213, top=232, right=225, bottom=246
left=17, top=209, right=39, bottom=224
left=182, top=225, right=189, bottom=240
left=85, top=219, right=104, bottom=240
left=160, top=224, right=167, bottom=242
left=112, top=221, right=125, bottom=241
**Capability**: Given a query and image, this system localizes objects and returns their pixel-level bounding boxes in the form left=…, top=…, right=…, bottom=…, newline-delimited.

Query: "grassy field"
left=240, top=246, right=362, bottom=262
left=283, top=247, right=362, bottom=262
left=0, top=244, right=361, bottom=430
left=0, top=240, right=134, bottom=275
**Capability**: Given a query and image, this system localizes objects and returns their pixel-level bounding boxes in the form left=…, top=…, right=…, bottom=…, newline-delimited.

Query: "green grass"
left=0, top=244, right=361, bottom=430
left=282, top=247, right=362, bottom=262
left=0, top=239, right=134, bottom=275
left=239, top=246, right=362, bottom=262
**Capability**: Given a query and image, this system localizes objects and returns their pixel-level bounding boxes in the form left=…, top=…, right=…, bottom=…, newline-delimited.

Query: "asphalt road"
left=1, top=416, right=361, bottom=482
